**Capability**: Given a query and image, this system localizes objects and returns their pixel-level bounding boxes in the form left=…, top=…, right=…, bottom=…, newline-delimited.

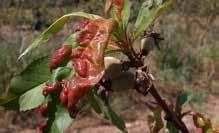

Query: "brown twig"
left=149, top=85, right=189, bottom=133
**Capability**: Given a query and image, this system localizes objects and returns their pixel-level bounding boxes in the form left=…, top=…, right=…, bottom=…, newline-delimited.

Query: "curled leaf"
left=190, top=112, right=213, bottom=133
left=50, top=45, right=72, bottom=70
left=60, top=18, right=114, bottom=112
left=19, top=12, right=100, bottom=58
left=132, top=0, right=174, bottom=40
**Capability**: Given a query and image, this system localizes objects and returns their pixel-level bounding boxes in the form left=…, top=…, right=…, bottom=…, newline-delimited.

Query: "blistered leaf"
left=19, top=12, right=100, bottom=58
left=49, top=45, right=72, bottom=70
left=88, top=89, right=127, bottom=133
left=19, top=83, right=46, bottom=111
left=60, top=18, right=114, bottom=111
left=132, top=0, right=174, bottom=40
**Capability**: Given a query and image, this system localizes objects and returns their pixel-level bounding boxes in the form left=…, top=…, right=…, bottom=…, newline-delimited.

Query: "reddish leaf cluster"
left=38, top=103, right=49, bottom=117
left=38, top=121, right=48, bottom=133
left=49, top=45, right=72, bottom=69
left=38, top=104, right=49, bottom=133
left=60, top=18, right=114, bottom=113
left=42, top=82, right=61, bottom=96
left=47, top=18, right=114, bottom=117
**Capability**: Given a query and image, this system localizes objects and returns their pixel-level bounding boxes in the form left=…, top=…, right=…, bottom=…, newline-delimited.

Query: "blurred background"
left=0, top=0, right=218, bottom=132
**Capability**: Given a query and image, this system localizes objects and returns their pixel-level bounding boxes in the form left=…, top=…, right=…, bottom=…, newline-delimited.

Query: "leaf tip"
left=18, top=52, right=26, bottom=60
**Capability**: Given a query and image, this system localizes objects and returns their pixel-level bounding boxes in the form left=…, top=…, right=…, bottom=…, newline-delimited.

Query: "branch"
left=148, top=85, right=189, bottom=133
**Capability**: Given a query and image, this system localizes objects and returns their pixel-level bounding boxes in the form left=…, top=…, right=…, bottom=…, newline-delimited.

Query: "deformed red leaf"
left=42, top=82, right=61, bottom=96
left=38, top=121, right=47, bottom=133
left=49, top=44, right=72, bottom=69
left=60, top=18, right=114, bottom=112
left=38, top=103, right=49, bottom=117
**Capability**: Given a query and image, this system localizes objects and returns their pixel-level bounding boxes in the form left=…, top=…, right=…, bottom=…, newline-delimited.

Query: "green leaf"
left=175, top=92, right=193, bottom=114
left=87, top=91, right=102, bottom=114
left=50, top=105, right=74, bottom=133
left=10, top=56, right=51, bottom=95
left=132, top=0, right=174, bottom=40
left=19, top=83, right=46, bottom=111
left=88, top=89, right=127, bottom=133
left=19, top=12, right=100, bottom=58
left=44, top=92, right=73, bottom=133
left=0, top=96, right=20, bottom=110
left=178, top=92, right=193, bottom=108
left=51, top=62, right=74, bottom=82
left=65, top=32, right=80, bottom=49
left=121, top=0, right=132, bottom=29
left=0, top=94, right=16, bottom=105
left=50, top=32, right=78, bottom=82
left=167, top=122, right=179, bottom=133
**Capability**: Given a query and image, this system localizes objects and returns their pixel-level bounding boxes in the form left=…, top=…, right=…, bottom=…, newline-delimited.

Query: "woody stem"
left=148, top=85, right=189, bottom=133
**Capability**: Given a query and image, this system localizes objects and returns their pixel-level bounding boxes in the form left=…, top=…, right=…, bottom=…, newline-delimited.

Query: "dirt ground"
left=0, top=88, right=218, bottom=133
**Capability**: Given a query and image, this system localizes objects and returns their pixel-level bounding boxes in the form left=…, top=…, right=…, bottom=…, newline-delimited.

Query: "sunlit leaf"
left=19, top=12, right=100, bottom=58
left=19, top=83, right=46, bottom=111
left=132, top=0, right=174, bottom=40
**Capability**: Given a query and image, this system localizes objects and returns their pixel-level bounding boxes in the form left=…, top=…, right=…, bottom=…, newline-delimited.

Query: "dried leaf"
left=147, top=106, right=164, bottom=133
left=190, top=112, right=213, bottom=133
left=104, top=0, right=113, bottom=14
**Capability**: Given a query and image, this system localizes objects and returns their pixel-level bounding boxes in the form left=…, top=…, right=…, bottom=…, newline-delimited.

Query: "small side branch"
left=148, top=85, right=189, bottom=133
